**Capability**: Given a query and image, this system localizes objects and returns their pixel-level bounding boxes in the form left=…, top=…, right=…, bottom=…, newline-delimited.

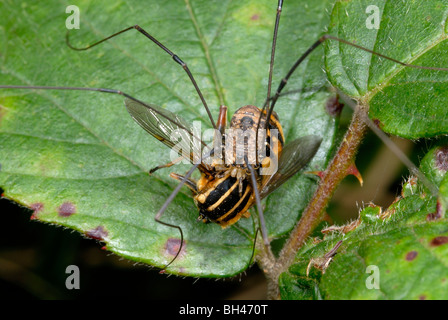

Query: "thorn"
left=322, top=212, right=333, bottom=224
left=346, top=162, right=363, bottom=186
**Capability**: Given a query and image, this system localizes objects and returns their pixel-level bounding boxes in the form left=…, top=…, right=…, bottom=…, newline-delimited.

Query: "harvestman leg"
left=264, top=0, right=283, bottom=117
left=154, top=163, right=200, bottom=269
left=149, top=156, right=185, bottom=175
left=262, top=35, right=448, bottom=130
left=245, top=157, right=270, bottom=248
left=243, top=0, right=283, bottom=250
left=67, top=25, right=216, bottom=129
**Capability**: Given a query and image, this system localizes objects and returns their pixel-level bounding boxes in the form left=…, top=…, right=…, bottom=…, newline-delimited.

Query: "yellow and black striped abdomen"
left=194, top=173, right=253, bottom=228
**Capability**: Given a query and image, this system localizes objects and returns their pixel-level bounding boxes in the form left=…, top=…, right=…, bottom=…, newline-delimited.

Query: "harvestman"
left=1, top=0, right=447, bottom=270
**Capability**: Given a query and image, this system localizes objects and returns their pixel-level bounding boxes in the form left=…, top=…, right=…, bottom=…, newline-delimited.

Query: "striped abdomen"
left=194, top=172, right=253, bottom=228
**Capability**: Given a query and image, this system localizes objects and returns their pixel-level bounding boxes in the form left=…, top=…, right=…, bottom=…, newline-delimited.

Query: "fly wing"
left=260, top=135, right=322, bottom=198
left=124, top=98, right=203, bottom=164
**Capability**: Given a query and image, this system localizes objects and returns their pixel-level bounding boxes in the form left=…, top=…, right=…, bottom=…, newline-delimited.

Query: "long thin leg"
left=169, top=172, right=198, bottom=193
left=264, top=0, right=283, bottom=114
left=249, top=227, right=260, bottom=265
left=66, top=25, right=216, bottom=129
left=256, top=0, right=284, bottom=152
left=337, top=89, right=439, bottom=197
left=245, top=156, right=269, bottom=248
left=266, top=38, right=323, bottom=115
left=245, top=0, right=281, bottom=248
left=149, top=156, right=185, bottom=175
left=153, top=148, right=214, bottom=270
left=155, top=163, right=200, bottom=270
left=265, top=34, right=448, bottom=124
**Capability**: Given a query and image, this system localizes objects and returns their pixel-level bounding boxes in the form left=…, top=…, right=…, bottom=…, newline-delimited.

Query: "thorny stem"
left=258, top=103, right=368, bottom=300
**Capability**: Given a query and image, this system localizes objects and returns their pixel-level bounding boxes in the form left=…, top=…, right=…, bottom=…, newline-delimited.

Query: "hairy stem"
left=260, top=103, right=369, bottom=299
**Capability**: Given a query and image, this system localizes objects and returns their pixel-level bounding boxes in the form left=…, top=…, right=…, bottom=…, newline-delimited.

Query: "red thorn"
left=347, top=162, right=363, bottom=186
left=322, top=212, right=333, bottom=224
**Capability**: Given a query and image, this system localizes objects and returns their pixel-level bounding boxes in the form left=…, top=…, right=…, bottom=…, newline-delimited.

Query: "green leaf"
left=0, top=0, right=337, bottom=276
left=325, top=0, right=448, bottom=139
left=280, top=144, right=448, bottom=300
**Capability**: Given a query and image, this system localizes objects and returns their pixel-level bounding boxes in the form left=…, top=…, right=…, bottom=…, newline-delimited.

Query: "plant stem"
left=260, top=103, right=369, bottom=299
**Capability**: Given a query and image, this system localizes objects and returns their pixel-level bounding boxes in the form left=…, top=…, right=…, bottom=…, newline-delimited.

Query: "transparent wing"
left=124, top=98, right=202, bottom=163
left=260, top=135, right=322, bottom=198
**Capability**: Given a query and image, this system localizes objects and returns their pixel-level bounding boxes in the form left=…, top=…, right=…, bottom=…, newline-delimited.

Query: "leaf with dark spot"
left=86, top=226, right=108, bottom=241
left=165, top=238, right=186, bottom=258
left=405, top=251, right=418, bottom=261
left=430, top=236, right=448, bottom=247
left=58, top=202, right=76, bottom=217
left=30, top=202, right=44, bottom=215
